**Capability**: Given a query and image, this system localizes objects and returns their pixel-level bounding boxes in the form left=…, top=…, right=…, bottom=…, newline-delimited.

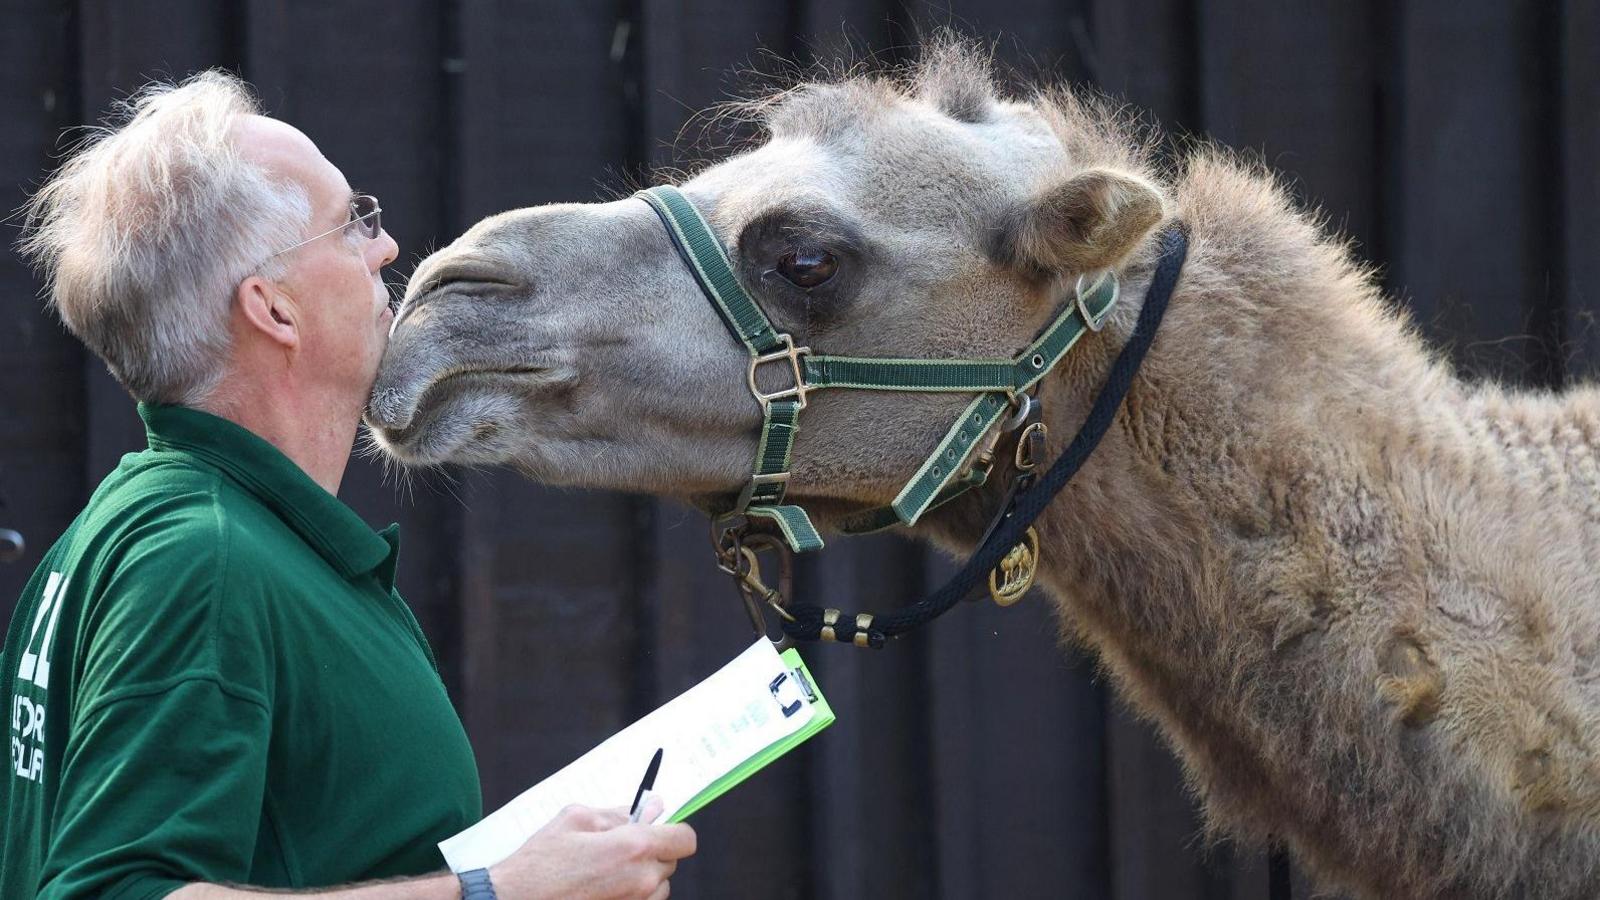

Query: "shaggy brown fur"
left=368, top=40, right=1600, bottom=898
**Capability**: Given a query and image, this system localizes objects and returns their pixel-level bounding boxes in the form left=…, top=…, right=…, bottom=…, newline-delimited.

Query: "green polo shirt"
left=1, top=404, right=481, bottom=899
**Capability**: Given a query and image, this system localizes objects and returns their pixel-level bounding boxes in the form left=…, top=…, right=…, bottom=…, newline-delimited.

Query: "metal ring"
left=1001, top=393, right=1034, bottom=432
left=1015, top=422, right=1049, bottom=471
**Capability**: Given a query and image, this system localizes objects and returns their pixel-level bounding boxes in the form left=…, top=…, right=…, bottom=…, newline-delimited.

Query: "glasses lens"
left=351, top=195, right=381, bottom=239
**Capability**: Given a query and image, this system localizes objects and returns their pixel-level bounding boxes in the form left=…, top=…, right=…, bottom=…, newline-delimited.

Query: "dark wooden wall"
left=2, top=2, right=1594, bottom=898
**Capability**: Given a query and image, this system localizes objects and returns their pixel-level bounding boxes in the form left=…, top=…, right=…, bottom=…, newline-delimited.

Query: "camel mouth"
left=365, top=365, right=570, bottom=465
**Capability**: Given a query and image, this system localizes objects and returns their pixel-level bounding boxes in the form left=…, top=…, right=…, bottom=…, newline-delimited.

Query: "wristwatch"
left=457, top=867, right=496, bottom=900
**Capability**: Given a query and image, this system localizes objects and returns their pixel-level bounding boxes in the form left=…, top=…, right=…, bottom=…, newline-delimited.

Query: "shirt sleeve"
left=36, top=496, right=276, bottom=899
left=39, top=680, right=272, bottom=900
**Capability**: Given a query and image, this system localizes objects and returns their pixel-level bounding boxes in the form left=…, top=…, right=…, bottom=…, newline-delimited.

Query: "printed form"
left=440, top=639, right=820, bottom=872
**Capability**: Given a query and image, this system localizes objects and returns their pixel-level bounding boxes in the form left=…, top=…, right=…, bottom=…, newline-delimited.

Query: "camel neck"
left=1023, top=210, right=1450, bottom=654
left=975, top=206, right=1578, bottom=895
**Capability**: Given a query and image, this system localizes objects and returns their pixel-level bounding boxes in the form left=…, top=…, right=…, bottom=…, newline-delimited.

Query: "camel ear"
left=997, top=168, right=1164, bottom=275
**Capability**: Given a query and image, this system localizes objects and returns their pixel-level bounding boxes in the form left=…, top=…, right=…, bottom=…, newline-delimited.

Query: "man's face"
left=235, top=116, right=399, bottom=401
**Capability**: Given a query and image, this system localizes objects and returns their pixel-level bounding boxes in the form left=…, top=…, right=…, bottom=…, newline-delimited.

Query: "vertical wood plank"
left=800, top=535, right=937, bottom=900
left=463, top=475, right=642, bottom=809
left=1104, top=700, right=1234, bottom=900
left=1561, top=0, right=1600, bottom=379
left=75, top=0, right=237, bottom=483
left=452, top=0, right=643, bottom=809
left=924, top=556, right=1113, bottom=900
left=636, top=5, right=818, bottom=897
left=1393, top=1, right=1556, bottom=384
left=646, top=502, right=812, bottom=899
left=907, top=0, right=1089, bottom=84
left=239, top=0, right=465, bottom=697
left=1090, top=0, right=1198, bottom=131
left=795, top=0, right=895, bottom=65
left=1197, top=2, right=1380, bottom=268
left=0, top=2, right=84, bottom=619
left=641, top=0, right=791, bottom=171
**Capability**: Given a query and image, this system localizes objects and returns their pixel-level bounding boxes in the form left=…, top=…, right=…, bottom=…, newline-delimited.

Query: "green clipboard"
left=667, top=648, right=835, bottom=822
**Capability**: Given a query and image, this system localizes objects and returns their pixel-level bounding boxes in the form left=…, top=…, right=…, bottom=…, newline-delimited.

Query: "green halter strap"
left=635, top=185, right=1118, bottom=553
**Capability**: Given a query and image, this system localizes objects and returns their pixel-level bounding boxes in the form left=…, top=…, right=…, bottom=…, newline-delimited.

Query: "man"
left=3, top=71, right=694, bottom=899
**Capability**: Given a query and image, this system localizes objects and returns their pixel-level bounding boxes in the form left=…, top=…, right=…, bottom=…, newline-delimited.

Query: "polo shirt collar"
left=138, top=403, right=396, bottom=584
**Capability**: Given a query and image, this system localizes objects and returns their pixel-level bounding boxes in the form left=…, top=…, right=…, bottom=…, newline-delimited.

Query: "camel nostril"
left=431, top=274, right=525, bottom=295
left=414, top=255, right=526, bottom=296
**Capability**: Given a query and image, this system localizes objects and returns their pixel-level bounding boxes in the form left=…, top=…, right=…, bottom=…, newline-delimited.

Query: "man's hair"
left=18, top=70, right=312, bottom=405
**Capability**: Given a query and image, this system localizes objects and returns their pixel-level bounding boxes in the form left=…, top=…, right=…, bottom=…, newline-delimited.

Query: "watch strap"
left=457, top=867, right=496, bottom=900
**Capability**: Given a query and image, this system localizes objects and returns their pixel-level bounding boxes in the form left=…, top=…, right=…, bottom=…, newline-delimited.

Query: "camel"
left=364, top=41, right=1600, bottom=899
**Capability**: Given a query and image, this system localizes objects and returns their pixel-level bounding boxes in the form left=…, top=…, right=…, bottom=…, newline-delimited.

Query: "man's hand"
left=166, top=797, right=696, bottom=899
left=490, top=798, right=697, bottom=900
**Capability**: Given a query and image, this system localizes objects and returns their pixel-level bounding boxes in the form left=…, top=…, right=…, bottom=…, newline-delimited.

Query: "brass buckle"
left=748, top=334, right=812, bottom=410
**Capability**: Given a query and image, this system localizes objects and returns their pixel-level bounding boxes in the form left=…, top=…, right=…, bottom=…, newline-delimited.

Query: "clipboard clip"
left=712, top=518, right=796, bottom=648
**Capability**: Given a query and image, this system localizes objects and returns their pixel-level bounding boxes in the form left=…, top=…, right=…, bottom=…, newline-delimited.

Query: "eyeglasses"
left=265, top=193, right=383, bottom=261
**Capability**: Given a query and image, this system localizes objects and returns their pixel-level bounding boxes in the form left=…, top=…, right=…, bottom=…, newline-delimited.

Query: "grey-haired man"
left=3, top=71, right=692, bottom=900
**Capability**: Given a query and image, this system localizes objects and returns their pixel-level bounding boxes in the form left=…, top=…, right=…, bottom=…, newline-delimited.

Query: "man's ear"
left=996, top=168, right=1165, bottom=276
left=236, top=275, right=300, bottom=350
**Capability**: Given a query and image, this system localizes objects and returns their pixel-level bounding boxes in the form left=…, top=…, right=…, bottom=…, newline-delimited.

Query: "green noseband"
left=635, top=185, right=1118, bottom=553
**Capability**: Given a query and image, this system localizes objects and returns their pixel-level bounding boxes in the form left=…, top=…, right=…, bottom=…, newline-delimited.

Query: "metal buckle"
left=1074, top=271, right=1118, bottom=333
left=748, top=333, right=812, bottom=410
left=735, top=470, right=790, bottom=511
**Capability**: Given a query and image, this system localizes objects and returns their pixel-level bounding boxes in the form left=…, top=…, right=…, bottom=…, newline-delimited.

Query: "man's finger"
left=638, top=793, right=665, bottom=823
left=585, top=805, right=630, bottom=829
left=646, top=880, right=671, bottom=900
left=649, top=822, right=697, bottom=860
left=553, top=804, right=626, bottom=833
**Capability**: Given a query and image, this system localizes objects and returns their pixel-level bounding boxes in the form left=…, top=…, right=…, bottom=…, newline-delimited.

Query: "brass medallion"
left=988, top=526, right=1041, bottom=607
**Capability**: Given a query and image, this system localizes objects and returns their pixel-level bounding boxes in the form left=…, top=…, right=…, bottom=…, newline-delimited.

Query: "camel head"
left=367, top=45, right=1166, bottom=525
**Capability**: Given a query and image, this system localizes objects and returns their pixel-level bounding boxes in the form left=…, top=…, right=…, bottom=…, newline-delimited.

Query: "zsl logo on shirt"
left=10, top=572, right=66, bottom=784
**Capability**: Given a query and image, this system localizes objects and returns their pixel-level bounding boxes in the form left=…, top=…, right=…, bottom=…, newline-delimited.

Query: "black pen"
left=628, top=747, right=663, bottom=824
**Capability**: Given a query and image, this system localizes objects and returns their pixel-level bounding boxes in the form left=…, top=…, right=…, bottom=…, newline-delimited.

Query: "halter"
left=636, top=186, right=1117, bottom=544
left=635, top=185, right=1188, bottom=648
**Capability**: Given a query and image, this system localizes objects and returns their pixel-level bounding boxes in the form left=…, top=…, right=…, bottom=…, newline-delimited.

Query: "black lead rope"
left=781, top=223, right=1191, bottom=648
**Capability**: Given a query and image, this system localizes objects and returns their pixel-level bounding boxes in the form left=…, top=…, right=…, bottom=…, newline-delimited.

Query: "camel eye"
left=776, top=249, right=838, bottom=289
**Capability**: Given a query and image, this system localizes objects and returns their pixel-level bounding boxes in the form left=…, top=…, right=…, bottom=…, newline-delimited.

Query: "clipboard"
left=439, top=640, right=835, bottom=872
